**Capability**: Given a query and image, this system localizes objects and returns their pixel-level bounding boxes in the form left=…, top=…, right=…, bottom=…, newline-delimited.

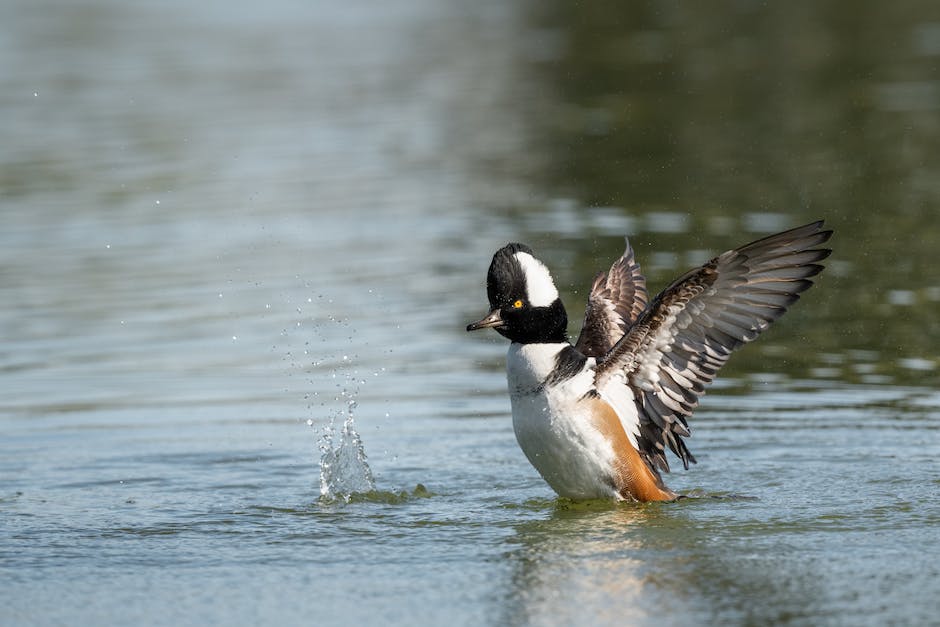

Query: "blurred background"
left=4, top=0, right=939, bottom=392
left=2, top=1, right=939, bottom=626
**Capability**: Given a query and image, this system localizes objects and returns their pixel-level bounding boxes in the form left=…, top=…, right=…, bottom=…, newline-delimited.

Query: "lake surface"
left=2, top=1, right=940, bottom=625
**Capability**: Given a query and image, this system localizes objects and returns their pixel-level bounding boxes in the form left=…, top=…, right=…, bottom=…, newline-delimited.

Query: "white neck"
left=506, top=342, right=576, bottom=397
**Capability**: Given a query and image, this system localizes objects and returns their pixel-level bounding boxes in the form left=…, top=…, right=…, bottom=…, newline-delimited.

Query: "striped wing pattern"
left=574, top=238, right=648, bottom=359
left=594, top=221, right=833, bottom=473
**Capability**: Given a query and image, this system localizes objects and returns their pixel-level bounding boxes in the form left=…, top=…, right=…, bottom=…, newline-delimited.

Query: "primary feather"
left=593, top=220, right=833, bottom=473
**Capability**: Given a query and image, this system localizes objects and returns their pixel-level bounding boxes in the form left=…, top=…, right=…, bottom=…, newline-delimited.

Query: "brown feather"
left=588, top=396, right=677, bottom=502
left=575, top=239, right=648, bottom=358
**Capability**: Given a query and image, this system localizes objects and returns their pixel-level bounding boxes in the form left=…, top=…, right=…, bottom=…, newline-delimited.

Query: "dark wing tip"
left=603, top=219, right=834, bottom=476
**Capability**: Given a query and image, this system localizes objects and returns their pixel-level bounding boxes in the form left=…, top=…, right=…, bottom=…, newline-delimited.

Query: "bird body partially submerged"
left=468, top=221, right=833, bottom=501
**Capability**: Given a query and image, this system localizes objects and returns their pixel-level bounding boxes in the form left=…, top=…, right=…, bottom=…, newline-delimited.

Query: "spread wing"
left=594, top=220, right=833, bottom=474
left=574, top=238, right=648, bottom=358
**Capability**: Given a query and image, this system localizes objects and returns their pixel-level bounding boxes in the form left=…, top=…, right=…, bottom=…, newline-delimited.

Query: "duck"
left=467, top=220, right=832, bottom=501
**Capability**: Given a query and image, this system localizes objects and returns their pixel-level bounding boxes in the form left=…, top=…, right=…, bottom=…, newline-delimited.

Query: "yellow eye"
left=512, top=299, right=524, bottom=309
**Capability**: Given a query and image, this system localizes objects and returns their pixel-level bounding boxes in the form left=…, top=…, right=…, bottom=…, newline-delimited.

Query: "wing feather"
left=595, top=220, right=833, bottom=474
left=575, top=238, right=648, bottom=358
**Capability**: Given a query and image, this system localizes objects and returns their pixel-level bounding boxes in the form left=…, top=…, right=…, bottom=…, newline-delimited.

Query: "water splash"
left=318, top=399, right=375, bottom=501
left=275, top=288, right=382, bottom=501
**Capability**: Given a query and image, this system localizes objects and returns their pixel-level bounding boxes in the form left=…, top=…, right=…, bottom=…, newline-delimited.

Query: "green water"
left=2, top=1, right=939, bottom=626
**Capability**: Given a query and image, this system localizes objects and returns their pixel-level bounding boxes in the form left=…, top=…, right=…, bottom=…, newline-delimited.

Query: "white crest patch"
left=514, top=251, right=559, bottom=307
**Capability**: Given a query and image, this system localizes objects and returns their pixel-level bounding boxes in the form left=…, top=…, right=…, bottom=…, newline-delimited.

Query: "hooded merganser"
left=467, top=221, right=833, bottom=501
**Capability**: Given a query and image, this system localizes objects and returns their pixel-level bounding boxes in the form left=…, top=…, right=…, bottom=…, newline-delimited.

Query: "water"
left=3, top=1, right=940, bottom=625
left=318, top=411, right=376, bottom=500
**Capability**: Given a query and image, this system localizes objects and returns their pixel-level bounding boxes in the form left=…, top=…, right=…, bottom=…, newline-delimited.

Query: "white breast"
left=506, top=343, right=626, bottom=500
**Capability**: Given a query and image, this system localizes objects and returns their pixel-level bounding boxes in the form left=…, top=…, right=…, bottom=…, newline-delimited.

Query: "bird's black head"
left=466, top=243, right=568, bottom=344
